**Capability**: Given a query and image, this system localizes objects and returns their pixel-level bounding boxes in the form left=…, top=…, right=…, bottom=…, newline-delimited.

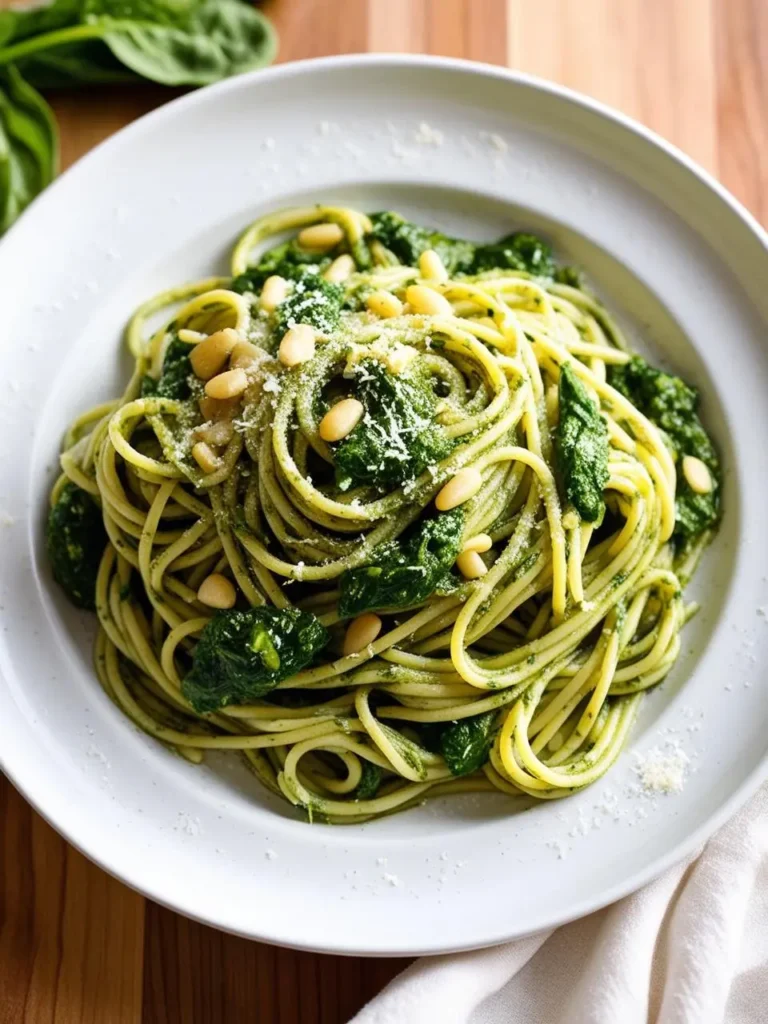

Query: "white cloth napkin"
left=350, top=785, right=768, bottom=1024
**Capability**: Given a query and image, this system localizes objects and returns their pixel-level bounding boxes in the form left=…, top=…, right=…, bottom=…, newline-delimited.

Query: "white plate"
left=1, top=55, right=767, bottom=956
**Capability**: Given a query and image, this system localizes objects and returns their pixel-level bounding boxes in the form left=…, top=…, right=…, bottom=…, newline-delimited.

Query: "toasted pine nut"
left=194, top=420, right=234, bottom=446
left=462, top=533, right=492, bottom=554
left=418, top=248, right=448, bottom=283
left=366, top=290, right=403, bottom=319
left=205, top=367, right=248, bottom=399
left=199, top=395, right=239, bottom=421
left=197, top=573, right=236, bottom=609
left=457, top=551, right=488, bottom=579
left=324, top=254, right=355, bottom=283
left=229, top=340, right=265, bottom=371
left=682, top=455, right=712, bottom=494
left=278, top=324, right=316, bottom=367
left=343, top=613, right=382, bottom=656
left=298, top=222, right=344, bottom=251
left=191, top=441, right=221, bottom=475
left=319, top=398, right=364, bottom=442
left=260, top=275, right=288, bottom=312
left=435, top=467, right=483, bottom=511
left=405, top=284, right=452, bottom=317
left=189, top=328, right=239, bottom=380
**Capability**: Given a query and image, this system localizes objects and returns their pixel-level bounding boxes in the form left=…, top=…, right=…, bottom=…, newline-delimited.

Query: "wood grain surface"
left=1, top=1, right=766, bottom=1021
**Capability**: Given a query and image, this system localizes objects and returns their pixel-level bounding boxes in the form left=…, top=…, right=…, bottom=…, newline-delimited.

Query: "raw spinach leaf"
left=183, top=606, right=330, bottom=713
left=334, top=360, right=453, bottom=491
left=141, top=337, right=193, bottom=400
left=556, top=361, right=609, bottom=522
left=0, top=65, right=57, bottom=232
left=339, top=507, right=464, bottom=617
left=440, top=711, right=496, bottom=776
left=47, top=482, right=107, bottom=610
left=608, top=356, right=720, bottom=544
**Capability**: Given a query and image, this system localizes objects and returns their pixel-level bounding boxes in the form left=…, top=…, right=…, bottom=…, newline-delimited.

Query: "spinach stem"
left=0, top=24, right=109, bottom=66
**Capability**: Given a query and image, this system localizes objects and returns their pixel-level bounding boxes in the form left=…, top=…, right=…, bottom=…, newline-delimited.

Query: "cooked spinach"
left=339, top=507, right=464, bottom=617
left=275, top=270, right=344, bottom=335
left=183, top=606, right=330, bottom=713
left=47, top=482, right=106, bottom=610
left=556, top=361, right=609, bottom=522
left=0, top=0, right=276, bottom=233
left=368, top=211, right=555, bottom=277
left=368, top=210, right=475, bottom=275
left=608, top=355, right=720, bottom=544
left=230, top=240, right=331, bottom=294
left=440, top=711, right=497, bottom=776
left=334, top=360, right=453, bottom=491
left=354, top=761, right=383, bottom=800
left=140, top=337, right=193, bottom=400
left=470, top=233, right=556, bottom=277
left=0, top=64, right=57, bottom=233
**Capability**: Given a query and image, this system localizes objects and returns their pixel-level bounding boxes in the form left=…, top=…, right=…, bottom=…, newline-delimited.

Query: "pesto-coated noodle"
left=47, top=205, right=721, bottom=822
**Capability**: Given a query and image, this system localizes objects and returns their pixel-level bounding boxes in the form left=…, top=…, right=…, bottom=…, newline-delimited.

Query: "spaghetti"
left=47, top=205, right=720, bottom=822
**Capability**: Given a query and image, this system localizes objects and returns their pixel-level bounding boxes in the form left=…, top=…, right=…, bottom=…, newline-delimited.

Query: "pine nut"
left=462, top=533, right=492, bottom=554
left=682, top=455, right=712, bottom=494
left=457, top=550, right=488, bottom=579
left=343, top=612, right=382, bottom=656
left=405, top=284, right=453, bottom=317
left=435, top=467, right=483, bottom=511
left=297, top=222, right=344, bottom=251
left=191, top=441, right=221, bottom=474
left=418, top=248, right=448, bottom=283
left=260, top=275, right=288, bottom=312
left=199, top=395, right=239, bottom=421
left=324, top=254, right=355, bottom=283
left=278, top=324, right=316, bottom=367
left=189, top=328, right=239, bottom=380
left=366, top=290, right=403, bottom=319
left=197, top=573, right=236, bottom=609
left=319, top=398, right=364, bottom=442
left=205, top=367, right=248, bottom=399
left=229, top=340, right=265, bottom=371
left=194, top=420, right=234, bottom=446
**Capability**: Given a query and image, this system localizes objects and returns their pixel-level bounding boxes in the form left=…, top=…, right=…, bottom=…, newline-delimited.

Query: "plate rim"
left=2, top=53, right=767, bottom=955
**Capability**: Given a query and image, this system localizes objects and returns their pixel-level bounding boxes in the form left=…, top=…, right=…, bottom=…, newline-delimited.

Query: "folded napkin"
left=351, top=785, right=768, bottom=1024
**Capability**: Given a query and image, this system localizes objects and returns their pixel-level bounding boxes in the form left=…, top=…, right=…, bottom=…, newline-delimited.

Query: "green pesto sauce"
left=608, top=356, right=720, bottom=545
left=47, top=483, right=107, bottom=611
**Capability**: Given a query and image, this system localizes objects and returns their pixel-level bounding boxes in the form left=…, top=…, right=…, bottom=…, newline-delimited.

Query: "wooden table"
left=1, top=1, right=765, bottom=1021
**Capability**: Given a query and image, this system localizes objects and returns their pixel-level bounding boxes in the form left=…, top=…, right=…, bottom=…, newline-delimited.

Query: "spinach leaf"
left=275, top=270, right=343, bottom=335
left=339, top=507, right=464, bottom=617
left=368, top=210, right=475, bottom=275
left=85, top=0, right=277, bottom=87
left=556, top=361, right=609, bottom=522
left=183, top=607, right=330, bottom=713
left=141, top=337, right=193, bottom=400
left=0, top=1, right=83, bottom=48
left=334, top=360, right=453, bottom=491
left=354, top=762, right=383, bottom=800
left=470, top=233, right=555, bottom=277
left=608, top=356, right=720, bottom=544
left=0, top=65, right=57, bottom=233
left=231, top=240, right=331, bottom=294
left=47, top=482, right=107, bottom=610
left=368, top=211, right=555, bottom=278
left=440, top=711, right=496, bottom=776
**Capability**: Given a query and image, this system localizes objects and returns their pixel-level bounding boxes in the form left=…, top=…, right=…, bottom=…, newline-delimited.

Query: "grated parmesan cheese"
left=633, top=744, right=689, bottom=794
